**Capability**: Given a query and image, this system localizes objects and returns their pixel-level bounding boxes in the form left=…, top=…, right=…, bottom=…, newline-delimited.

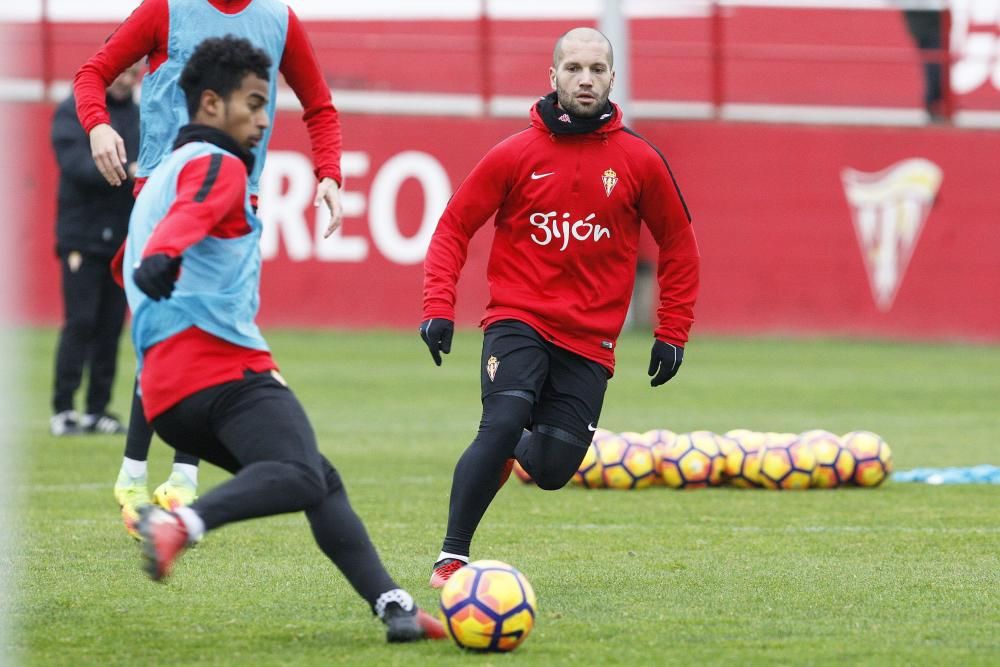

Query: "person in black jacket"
left=903, top=8, right=946, bottom=122
left=50, top=64, right=140, bottom=436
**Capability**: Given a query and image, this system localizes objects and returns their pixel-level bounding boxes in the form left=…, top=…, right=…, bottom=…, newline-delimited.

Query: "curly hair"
left=179, top=35, right=272, bottom=117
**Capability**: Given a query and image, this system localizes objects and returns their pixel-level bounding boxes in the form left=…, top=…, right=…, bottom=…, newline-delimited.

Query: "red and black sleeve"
left=422, top=141, right=514, bottom=320
left=280, top=7, right=342, bottom=185
left=631, top=140, right=700, bottom=347
left=74, top=0, right=168, bottom=133
left=143, top=154, right=249, bottom=257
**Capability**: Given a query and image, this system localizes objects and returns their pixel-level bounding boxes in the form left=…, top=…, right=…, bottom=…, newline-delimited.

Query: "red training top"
left=138, top=150, right=275, bottom=420
left=73, top=0, right=341, bottom=186
left=422, top=102, right=700, bottom=374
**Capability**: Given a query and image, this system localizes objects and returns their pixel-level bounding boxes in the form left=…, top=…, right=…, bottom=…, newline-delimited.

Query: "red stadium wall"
left=11, top=103, right=999, bottom=342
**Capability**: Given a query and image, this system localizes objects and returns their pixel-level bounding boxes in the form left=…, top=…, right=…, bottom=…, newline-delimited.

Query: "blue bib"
left=137, top=0, right=288, bottom=194
left=124, top=141, right=269, bottom=368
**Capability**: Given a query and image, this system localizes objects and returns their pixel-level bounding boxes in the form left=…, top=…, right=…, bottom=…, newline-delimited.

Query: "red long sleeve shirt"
left=422, top=103, right=700, bottom=374
left=73, top=0, right=341, bottom=186
left=139, top=147, right=275, bottom=420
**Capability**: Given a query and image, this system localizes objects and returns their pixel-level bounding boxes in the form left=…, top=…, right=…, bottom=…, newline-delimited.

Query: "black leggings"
left=441, top=393, right=590, bottom=557
left=152, top=371, right=397, bottom=607
left=125, top=378, right=198, bottom=466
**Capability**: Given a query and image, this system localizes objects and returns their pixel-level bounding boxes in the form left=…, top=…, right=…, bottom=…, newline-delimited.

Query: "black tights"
left=124, top=378, right=199, bottom=466
left=441, top=394, right=590, bottom=557
left=152, top=373, right=397, bottom=607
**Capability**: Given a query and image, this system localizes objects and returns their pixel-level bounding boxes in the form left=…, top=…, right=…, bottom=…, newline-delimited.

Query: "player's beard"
left=555, top=85, right=610, bottom=119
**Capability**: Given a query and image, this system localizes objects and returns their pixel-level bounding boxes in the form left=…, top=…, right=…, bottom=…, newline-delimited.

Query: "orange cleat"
left=498, top=457, right=515, bottom=489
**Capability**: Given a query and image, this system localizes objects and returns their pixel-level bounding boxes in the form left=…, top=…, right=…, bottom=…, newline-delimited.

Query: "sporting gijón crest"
left=602, top=168, right=618, bottom=197
left=840, top=158, right=942, bottom=312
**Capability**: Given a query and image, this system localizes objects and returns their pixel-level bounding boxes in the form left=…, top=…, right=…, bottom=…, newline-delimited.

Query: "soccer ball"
left=596, top=435, right=657, bottom=489
left=659, top=431, right=726, bottom=488
left=641, top=429, right=676, bottom=485
left=512, top=459, right=533, bottom=484
left=716, top=434, right=737, bottom=459
left=725, top=428, right=755, bottom=442
left=591, top=427, right=615, bottom=444
left=842, top=430, right=893, bottom=487
left=800, top=430, right=854, bottom=488
left=571, top=442, right=604, bottom=488
left=764, top=432, right=798, bottom=446
left=723, top=430, right=767, bottom=488
left=758, top=438, right=816, bottom=490
left=439, top=560, right=537, bottom=652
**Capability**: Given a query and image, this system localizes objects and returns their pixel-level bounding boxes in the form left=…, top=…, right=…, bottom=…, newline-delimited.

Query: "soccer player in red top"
left=73, top=0, right=345, bottom=536
left=127, top=35, right=444, bottom=642
left=420, top=28, right=700, bottom=587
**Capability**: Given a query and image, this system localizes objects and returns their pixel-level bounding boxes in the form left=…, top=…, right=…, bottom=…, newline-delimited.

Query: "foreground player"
left=75, top=0, right=346, bottom=534
left=124, top=36, right=444, bottom=642
left=420, top=27, right=700, bottom=587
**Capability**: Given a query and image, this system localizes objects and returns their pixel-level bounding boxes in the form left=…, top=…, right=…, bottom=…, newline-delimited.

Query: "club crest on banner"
left=841, top=158, right=943, bottom=312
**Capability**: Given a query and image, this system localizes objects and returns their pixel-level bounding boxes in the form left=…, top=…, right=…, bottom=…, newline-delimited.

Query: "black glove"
left=648, top=340, right=684, bottom=387
left=419, top=318, right=454, bottom=366
left=133, top=253, right=182, bottom=301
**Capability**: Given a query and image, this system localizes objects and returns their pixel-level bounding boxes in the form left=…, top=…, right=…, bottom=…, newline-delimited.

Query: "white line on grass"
left=728, top=525, right=1000, bottom=534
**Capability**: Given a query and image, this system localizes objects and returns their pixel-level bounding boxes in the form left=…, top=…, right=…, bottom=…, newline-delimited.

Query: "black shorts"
left=481, top=319, right=608, bottom=445
left=151, top=370, right=324, bottom=478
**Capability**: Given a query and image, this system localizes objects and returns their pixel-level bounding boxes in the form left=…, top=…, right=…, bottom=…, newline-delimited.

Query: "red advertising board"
left=644, top=121, right=1000, bottom=341
left=11, top=102, right=1000, bottom=341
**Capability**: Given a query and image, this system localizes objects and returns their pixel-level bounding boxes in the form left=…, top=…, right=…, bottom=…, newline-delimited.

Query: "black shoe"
left=81, top=412, right=126, bottom=435
left=50, top=410, right=83, bottom=436
left=382, top=602, right=447, bottom=643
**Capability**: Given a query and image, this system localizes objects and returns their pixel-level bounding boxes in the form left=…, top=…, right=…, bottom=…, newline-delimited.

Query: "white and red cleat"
left=136, top=505, right=189, bottom=581
left=429, top=558, right=466, bottom=589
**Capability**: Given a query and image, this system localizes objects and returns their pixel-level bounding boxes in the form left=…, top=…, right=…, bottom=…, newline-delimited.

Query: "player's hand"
left=648, top=340, right=684, bottom=387
left=133, top=254, right=182, bottom=301
left=420, top=319, right=454, bottom=366
left=89, top=123, right=129, bottom=186
left=317, top=178, right=343, bottom=238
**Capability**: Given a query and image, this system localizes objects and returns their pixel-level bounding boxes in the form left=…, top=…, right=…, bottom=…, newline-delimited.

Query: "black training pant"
left=441, top=321, right=609, bottom=557
left=151, top=370, right=397, bottom=607
left=124, top=378, right=198, bottom=465
left=52, top=251, right=126, bottom=414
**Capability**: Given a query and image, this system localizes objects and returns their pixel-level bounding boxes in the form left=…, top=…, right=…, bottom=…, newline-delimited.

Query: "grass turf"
left=8, top=328, right=1000, bottom=665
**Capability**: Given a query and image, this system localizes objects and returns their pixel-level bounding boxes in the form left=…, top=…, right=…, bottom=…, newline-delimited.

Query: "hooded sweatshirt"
left=422, top=93, right=700, bottom=374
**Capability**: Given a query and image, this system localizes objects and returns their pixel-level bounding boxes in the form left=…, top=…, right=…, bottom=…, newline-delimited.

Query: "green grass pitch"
left=8, top=328, right=1000, bottom=665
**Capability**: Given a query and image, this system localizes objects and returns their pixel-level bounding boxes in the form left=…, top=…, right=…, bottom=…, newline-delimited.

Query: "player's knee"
left=320, top=459, right=344, bottom=495
left=531, top=466, right=577, bottom=490
left=284, top=460, right=328, bottom=507
left=480, top=394, right=532, bottom=441
left=484, top=413, right=526, bottom=442
left=524, top=427, right=589, bottom=490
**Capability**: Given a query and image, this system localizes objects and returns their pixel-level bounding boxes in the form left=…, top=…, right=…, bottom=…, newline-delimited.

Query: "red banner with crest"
left=10, top=104, right=1000, bottom=341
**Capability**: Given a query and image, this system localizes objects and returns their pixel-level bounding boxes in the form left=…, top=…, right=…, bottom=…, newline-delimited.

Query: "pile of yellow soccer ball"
left=511, top=428, right=893, bottom=490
